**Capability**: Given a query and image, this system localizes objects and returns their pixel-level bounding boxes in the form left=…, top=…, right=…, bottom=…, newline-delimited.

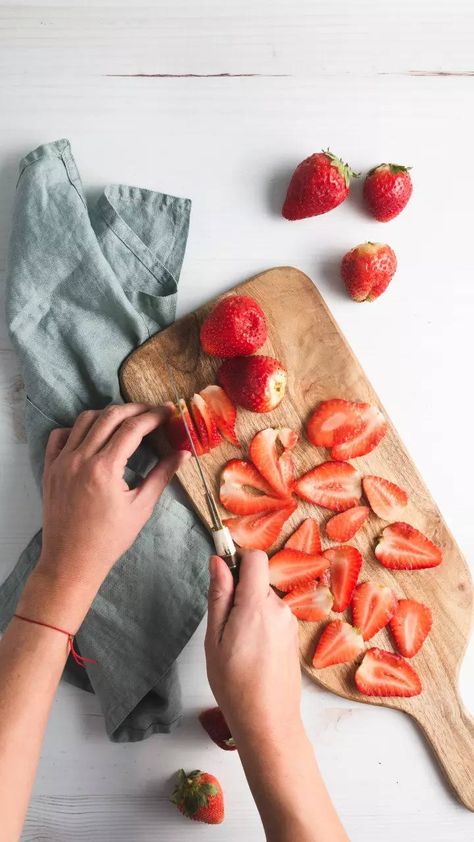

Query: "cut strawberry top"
left=223, top=503, right=297, bottom=551
left=326, top=506, right=369, bottom=542
left=199, top=385, right=240, bottom=446
left=355, top=648, right=422, bottom=697
left=363, top=475, right=408, bottom=521
left=331, top=404, right=387, bottom=461
left=219, top=459, right=288, bottom=515
left=375, top=522, right=442, bottom=570
left=307, top=399, right=364, bottom=448
left=283, top=584, right=333, bottom=622
left=294, top=461, right=361, bottom=512
left=269, top=548, right=329, bottom=592
left=313, top=620, right=364, bottom=669
left=389, top=598, right=433, bottom=658
left=285, top=518, right=322, bottom=554
left=249, top=428, right=296, bottom=497
left=351, top=581, right=398, bottom=641
left=325, top=545, right=363, bottom=612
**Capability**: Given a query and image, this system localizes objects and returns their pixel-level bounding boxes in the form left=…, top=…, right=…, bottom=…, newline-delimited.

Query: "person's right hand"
left=204, top=551, right=302, bottom=743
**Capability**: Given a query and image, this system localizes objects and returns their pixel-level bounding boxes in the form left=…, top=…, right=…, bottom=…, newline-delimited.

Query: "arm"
left=0, top=404, right=188, bottom=841
left=205, top=552, right=349, bottom=842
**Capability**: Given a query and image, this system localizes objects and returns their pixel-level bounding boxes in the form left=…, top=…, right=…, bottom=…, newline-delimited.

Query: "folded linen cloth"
left=0, top=139, right=212, bottom=741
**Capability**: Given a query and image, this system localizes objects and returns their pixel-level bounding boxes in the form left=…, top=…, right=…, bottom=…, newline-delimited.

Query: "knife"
left=166, top=369, right=240, bottom=584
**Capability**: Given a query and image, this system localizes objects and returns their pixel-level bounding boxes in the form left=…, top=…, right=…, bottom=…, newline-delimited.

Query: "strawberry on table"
left=306, top=399, right=364, bottom=448
left=217, top=355, right=287, bottom=413
left=285, top=518, right=322, bottom=554
left=220, top=459, right=288, bottom=515
left=190, top=393, right=222, bottom=451
left=294, top=461, right=361, bottom=512
left=199, top=384, right=240, bottom=446
left=312, top=620, right=364, bottom=669
left=165, top=399, right=207, bottom=455
left=200, top=294, right=267, bottom=357
left=351, top=581, right=398, bottom=641
left=224, top=503, right=297, bottom=551
left=364, top=163, right=413, bottom=222
left=375, top=522, right=443, bottom=570
left=330, top=404, right=387, bottom=461
left=325, top=545, right=363, bottom=611
left=355, top=648, right=422, bottom=697
left=282, top=150, right=358, bottom=220
left=283, top=583, right=333, bottom=621
left=170, top=769, right=224, bottom=824
left=389, top=598, right=433, bottom=658
left=326, top=506, right=369, bottom=542
left=249, top=428, right=297, bottom=497
left=269, top=548, right=329, bottom=592
left=363, top=475, right=408, bottom=521
left=341, top=242, right=397, bottom=302
left=199, top=707, right=236, bottom=751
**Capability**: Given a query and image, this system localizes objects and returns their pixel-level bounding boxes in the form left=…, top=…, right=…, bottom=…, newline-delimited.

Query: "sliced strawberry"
left=278, top=428, right=299, bottom=449
left=351, top=581, right=398, bottom=641
left=199, top=384, right=240, bottom=446
left=331, top=404, right=387, bottom=461
left=165, top=399, right=207, bottom=455
left=283, top=584, right=333, bottom=621
left=249, top=428, right=296, bottom=496
left=326, top=506, right=369, bottom=542
left=190, top=393, right=222, bottom=451
left=355, top=647, right=422, bottom=697
left=269, top=549, right=329, bottom=592
left=294, top=461, right=361, bottom=512
left=375, top=522, right=442, bottom=570
left=389, top=599, right=433, bottom=658
left=313, top=620, right=364, bottom=669
left=219, top=460, right=288, bottom=515
left=198, top=707, right=236, bottom=751
left=363, top=475, right=408, bottom=521
left=307, top=399, right=364, bottom=448
left=325, top=545, right=363, bottom=611
left=223, top=503, right=296, bottom=551
left=285, top=518, right=322, bottom=554
left=278, top=450, right=295, bottom=491
left=319, top=568, right=331, bottom=588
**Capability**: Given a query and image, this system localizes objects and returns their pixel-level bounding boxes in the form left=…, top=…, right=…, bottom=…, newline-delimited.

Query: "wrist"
left=18, top=564, right=97, bottom=633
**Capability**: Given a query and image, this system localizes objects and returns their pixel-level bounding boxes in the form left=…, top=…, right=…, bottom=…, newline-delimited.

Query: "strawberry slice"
left=307, top=399, right=364, bottom=448
left=363, top=475, right=408, bottom=521
left=198, top=707, right=236, bottom=751
left=312, top=620, right=364, bottom=669
left=355, top=648, right=422, bottom=697
left=278, top=428, right=299, bottom=449
left=269, top=548, right=329, bottom=591
left=249, top=428, right=296, bottom=496
left=331, top=404, right=387, bottom=461
left=224, top=503, right=297, bottom=551
left=325, top=545, right=363, bottom=611
left=199, top=384, right=240, bottom=446
left=351, top=581, right=398, bottom=641
left=326, top=506, right=369, bottom=542
left=190, top=393, right=222, bottom=451
left=285, top=518, right=322, bottom=554
left=165, top=399, right=207, bottom=455
left=389, top=598, right=433, bottom=658
left=375, top=522, right=442, bottom=570
left=283, top=584, right=333, bottom=621
left=294, top=461, right=361, bottom=512
left=220, top=460, right=288, bottom=515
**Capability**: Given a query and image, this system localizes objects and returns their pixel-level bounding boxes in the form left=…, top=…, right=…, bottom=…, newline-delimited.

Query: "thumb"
left=206, top=555, right=234, bottom=644
left=133, top=449, right=190, bottom=508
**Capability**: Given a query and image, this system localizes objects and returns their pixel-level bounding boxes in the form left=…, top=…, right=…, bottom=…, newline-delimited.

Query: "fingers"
left=233, top=549, right=270, bottom=607
left=44, top=427, right=71, bottom=472
left=63, top=410, right=102, bottom=450
left=206, top=556, right=235, bottom=645
left=101, top=406, right=173, bottom=466
left=133, top=449, right=190, bottom=508
left=79, top=403, right=151, bottom=456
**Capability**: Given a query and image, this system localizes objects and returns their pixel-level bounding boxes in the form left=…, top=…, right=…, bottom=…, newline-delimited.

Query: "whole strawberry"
left=364, top=163, right=412, bottom=221
left=200, top=295, right=267, bottom=357
left=282, top=150, right=359, bottom=220
left=341, top=242, right=397, bottom=302
left=170, top=769, right=224, bottom=824
left=217, top=355, right=287, bottom=412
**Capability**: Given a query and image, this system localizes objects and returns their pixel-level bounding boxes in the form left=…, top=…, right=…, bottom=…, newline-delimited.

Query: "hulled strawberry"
left=170, top=769, right=224, bottom=824
left=200, top=295, right=267, bottom=357
left=217, top=355, right=287, bottom=413
left=282, top=150, right=358, bottom=220
left=313, top=620, right=364, bottom=669
left=355, top=648, right=422, bottom=697
left=364, top=163, right=413, bottom=222
left=341, top=242, right=397, bottom=302
left=199, top=707, right=236, bottom=751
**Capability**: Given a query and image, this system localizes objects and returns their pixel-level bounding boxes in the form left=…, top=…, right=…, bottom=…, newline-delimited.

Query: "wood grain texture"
left=121, top=266, right=474, bottom=809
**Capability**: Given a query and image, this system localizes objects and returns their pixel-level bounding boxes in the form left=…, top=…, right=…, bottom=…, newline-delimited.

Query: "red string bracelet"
left=13, top=614, right=97, bottom=668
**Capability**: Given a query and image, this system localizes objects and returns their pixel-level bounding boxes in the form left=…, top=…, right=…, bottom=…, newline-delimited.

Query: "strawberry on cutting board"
left=170, top=769, right=224, bottom=824
left=249, top=427, right=297, bottom=497
left=389, top=599, right=433, bottom=657
left=218, top=355, right=287, bottom=413
left=285, top=518, right=321, bottom=554
left=351, top=581, right=398, bottom=641
left=269, top=548, right=329, bottom=592
left=165, top=399, right=206, bottom=455
left=355, top=648, right=422, bottom=697
left=190, top=393, right=222, bottom=451
left=307, top=399, right=364, bottom=448
left=341, top=242, right=397, bottom=302
left=326, top=506, right=369, bottom=542
left=220, top=459, right=287, bottom=514
left=375, top=522, right=443, bottom=570
left=313, top=620, right=364, bottom=669
left=283, top=583, right=333, bottom=621
left=200, top=294, right=267, bottom=357
left=199, top=384, right=240, bottom=446
left=325, top=545, right=363, bottom=611
left=294, top=461, right=361, bottom=512
left=364, top=163, right=413, bottom=222
left=330, top=403, right=387, bottom=461
left=224, top=503, right=297, bottom=551
left=282, top=150, right=358, bottom=220
left=363, top=475, right=408, bottom=521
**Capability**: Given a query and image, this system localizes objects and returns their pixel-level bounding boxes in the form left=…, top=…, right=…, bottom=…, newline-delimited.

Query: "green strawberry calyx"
left=368, top=163, right=412, bottom=176
left=323, top=149, right=360, bottom=186
left=170, top=769, right=219, bottom=817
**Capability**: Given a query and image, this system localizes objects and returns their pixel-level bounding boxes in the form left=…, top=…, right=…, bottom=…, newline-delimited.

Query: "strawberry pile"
left=218, top=397, right=441, bottom=699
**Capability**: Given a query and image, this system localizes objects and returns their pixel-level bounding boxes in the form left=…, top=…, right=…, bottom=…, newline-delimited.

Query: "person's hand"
left=204, top=551, right=302, bottom=744
left=20, top=403, right=189, bottom=629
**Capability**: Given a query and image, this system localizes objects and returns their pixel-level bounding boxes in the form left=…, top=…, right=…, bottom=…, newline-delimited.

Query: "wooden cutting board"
left=120, top=266, right=474, bottom=810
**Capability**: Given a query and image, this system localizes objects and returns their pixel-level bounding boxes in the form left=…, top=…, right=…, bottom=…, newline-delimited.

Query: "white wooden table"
left=1, top=1, right=473, bottom=839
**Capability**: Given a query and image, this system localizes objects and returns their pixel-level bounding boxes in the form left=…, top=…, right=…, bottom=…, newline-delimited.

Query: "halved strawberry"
left=326, top=506, right=369, bottom=542
left=325, top=545, right=363, bottom=611
left=269, top=548, right=329, bottom=592
left=307, top=399, right=364, bottom=448
left=312, top=620, right=364, bottom=669
left=285, top=518, right=322, bottom=554
left=198, top=707, right=236, bottom=751
left=389, top=599, right=433, bottom=658
left=283, top=584, right=333, bottom=621
left=165, top=399, right=207, bottom=455
left=223, top=503, right=296, bottom=551
left=249, top=428, right=296, bottom=496
left=219, top=460, right=288, bottom=515
left=199, top=385, right=240, bottom=446
left=355, top=647, right=422, bottom=697
left=375, top=522, right=442, bottom=570
left=294, top=461, right=361, bottom=512
left=331, top=404, right=387, bottom=461
left=351, top=581, right=398, bottom=641
left=363, top=475, right=408, bottom=521
left=190, top=393, right=222, bottom=451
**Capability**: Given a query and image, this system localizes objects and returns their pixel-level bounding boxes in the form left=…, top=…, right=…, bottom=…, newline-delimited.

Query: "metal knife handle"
left=212, top=527, right=240, bottom=584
